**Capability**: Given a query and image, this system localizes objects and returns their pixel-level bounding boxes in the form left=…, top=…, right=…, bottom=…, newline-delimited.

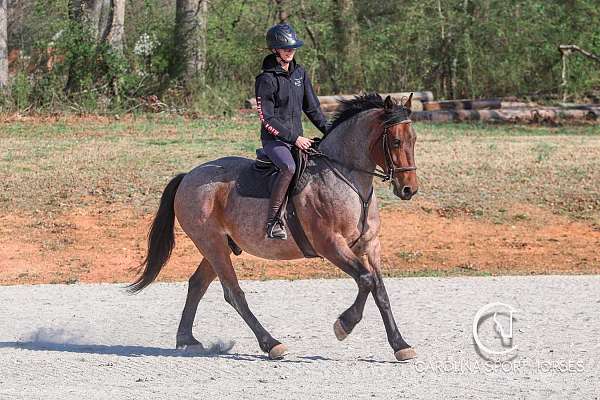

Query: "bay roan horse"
left=129, top=93, right=419, bottom=361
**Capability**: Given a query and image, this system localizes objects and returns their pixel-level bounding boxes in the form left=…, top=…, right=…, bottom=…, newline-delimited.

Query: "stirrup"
left=266, top=219, right=287, bottom=240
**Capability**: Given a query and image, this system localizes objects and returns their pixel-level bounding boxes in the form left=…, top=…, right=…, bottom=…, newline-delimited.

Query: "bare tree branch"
left=559, top=45, right=600, bottom=65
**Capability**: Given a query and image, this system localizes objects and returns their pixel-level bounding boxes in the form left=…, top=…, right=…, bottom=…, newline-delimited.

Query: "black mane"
left=328, top=93, right=411, bottom=133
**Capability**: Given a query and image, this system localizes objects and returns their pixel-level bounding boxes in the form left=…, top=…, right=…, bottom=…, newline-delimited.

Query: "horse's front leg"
left=317, top=236, right=376, bottom=341
left=333, top=254, right=372, bottom=340
left=367, top=240, right=416, bottom=361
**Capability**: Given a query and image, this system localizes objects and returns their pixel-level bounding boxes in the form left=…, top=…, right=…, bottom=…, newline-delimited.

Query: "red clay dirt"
left=1, top=203, right=599, bottom=286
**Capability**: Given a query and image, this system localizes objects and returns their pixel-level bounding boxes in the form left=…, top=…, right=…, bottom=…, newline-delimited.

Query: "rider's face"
left=273, top=48, right=296, bottom=63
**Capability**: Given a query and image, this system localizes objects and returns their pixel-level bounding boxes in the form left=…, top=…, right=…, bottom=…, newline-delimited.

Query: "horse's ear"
left=404, top=93, right=413, bottom=110
left=384, top=95, right=394, bottom=110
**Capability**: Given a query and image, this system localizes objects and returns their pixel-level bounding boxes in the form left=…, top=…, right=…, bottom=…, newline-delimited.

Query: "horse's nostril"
left=402, top=186, right=412, bottom=197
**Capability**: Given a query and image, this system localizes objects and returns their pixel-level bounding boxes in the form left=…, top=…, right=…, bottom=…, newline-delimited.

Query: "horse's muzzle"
left=394, top=185, right=417, bottom=200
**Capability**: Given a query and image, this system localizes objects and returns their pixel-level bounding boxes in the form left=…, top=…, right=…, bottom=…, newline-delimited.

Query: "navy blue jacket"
left=255, top=54, right=329, bottom=145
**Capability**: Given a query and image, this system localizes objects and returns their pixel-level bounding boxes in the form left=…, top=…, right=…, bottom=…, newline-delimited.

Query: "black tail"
left=128, top=173, right=186, bottom=293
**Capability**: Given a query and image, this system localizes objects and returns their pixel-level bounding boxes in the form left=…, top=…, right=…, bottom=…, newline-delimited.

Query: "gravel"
left=1, top=276, right=599, bottom=399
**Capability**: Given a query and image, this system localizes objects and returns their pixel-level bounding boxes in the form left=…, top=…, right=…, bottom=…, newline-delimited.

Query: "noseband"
left=373, top=119, right=417, bottom=182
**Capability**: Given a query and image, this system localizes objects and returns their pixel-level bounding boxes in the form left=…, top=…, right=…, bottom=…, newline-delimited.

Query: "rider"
left=255, top=23, right=329, bottom=240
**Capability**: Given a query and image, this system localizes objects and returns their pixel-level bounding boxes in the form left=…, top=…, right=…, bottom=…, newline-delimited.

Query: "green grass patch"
left=0, top=116, right=598, bottom=222
left=385, top=266, right=493, bottom=278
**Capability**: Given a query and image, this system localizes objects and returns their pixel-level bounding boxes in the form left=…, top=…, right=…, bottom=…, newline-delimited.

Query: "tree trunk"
left=298, top=0, right=339, bottom=93
left=173, top=0, right=209, bottom=90
left=66, top=0, right=126, bottom=92
left=333, top=0, right=362, bottom=91
left=70, top=0, right=112, bottom=41
left=0, top=0, right=7, bottom=88
left=436, top=0, right=448, bottom=98
left=69, top=0, right=124, bottom=50
left=275, top=0, right=288, bottom=23
left=106, top=0, right=125, bottom=53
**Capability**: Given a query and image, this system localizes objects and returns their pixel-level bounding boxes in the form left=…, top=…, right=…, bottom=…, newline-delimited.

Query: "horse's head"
left=370, top=95, right=418, bottom=200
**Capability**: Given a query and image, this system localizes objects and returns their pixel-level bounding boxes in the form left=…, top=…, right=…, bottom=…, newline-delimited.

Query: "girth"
left=234, top=143, right=380, bottom=257
left=284, top=156, right=373, bottom=255
left=234, top=147, right=320, bottom=258
left=285, top=199, right=319, bottom=258
left=322, top=158, right=374, bottom=249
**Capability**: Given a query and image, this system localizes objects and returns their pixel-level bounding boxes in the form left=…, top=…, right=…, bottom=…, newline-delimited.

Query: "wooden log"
left=557, top=103, right=600, bottom=110
left=422, top=99, right=537, bottom=111
left=320, top=103, right=342, bottom=113
left=245, top=91, right=433, bottom=109
left=320, top=99, right=424, bottom=113
left=317, top=91, right=433, bottom=105
left=410, top=107, right=600, bottom=123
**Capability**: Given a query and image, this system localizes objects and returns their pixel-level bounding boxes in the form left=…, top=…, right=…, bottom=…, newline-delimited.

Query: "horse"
left=129, top=93, right=419, bottom=361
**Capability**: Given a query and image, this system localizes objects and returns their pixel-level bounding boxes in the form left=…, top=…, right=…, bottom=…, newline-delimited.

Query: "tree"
left=65, top=0, right=126, bottom=92
left=275, top=0, right=288, bottom=24
left=173, top=0, right=209, bottom=90
left=69, top=0, right=109, bottom=41
left=68, top=0, right=124, bottom=50
left=107, top=0, right=125, bottom=53
left=0, top=0, right=7, bottom=88
left=333, top=0, right=362, bottom=91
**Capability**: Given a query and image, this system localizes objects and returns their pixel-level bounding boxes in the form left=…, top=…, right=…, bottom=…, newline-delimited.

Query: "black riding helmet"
left=266, top=24, right=304, bottom=49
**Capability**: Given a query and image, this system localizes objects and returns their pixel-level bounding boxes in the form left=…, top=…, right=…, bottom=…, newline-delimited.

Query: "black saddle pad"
left=236, top=147, right=311, bottom=199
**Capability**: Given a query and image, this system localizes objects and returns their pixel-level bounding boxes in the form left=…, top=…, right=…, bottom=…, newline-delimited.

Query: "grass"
left=0, top=115, right=599, bottom=224
left=385, top=267, right=493, bottom=278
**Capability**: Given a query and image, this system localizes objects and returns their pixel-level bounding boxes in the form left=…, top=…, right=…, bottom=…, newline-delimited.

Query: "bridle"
left=303, top=118, right=417, bottom=249
left=308, top=119, right=417, bottom=182
left=376, top=119, right=417, bottom=182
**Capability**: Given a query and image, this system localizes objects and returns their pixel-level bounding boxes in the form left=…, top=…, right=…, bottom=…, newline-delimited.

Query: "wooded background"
left=0, top=0, right=599, bottom=114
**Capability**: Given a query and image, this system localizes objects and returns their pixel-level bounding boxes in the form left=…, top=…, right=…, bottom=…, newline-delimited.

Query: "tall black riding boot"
left=266, top=172, right=293, bottom=240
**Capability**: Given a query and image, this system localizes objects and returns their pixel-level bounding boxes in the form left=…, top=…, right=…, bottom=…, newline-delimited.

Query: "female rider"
left=255, top=23, right=329, bottom=240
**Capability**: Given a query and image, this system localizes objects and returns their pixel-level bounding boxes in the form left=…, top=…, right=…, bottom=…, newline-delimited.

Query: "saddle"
left=234, top=144, right=318, bottom=258
left=235, top=147, right=312, bottom=199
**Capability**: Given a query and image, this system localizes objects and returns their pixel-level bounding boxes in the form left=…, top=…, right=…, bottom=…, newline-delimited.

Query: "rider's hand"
left=295, top=136, right=313, bottom=150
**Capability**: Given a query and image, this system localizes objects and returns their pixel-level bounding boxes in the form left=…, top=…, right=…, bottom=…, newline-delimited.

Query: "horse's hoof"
left=268, top=343, right=288, bottom=360
left=333, top=319, right=348, bottom=341
left=176, top=335, right=201, bottom=349
left=394, top=347, right=417, bottom=361
left=180, top=344, right=205, bottom=353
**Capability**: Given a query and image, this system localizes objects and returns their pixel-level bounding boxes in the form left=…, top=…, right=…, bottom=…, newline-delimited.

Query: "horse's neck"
left=318, top=111, right=378, bottom=198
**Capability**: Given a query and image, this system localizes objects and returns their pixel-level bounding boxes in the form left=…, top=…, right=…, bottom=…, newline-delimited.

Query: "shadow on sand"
left=0, top=340, right=313, bottom=363
left=0, top=328, right=394, bottom=364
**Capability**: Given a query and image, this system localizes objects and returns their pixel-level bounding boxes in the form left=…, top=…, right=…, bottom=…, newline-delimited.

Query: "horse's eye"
left=393, top=140, right=401, bottom=148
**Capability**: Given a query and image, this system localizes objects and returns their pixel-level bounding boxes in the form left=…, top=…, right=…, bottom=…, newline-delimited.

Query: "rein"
left=306, top=120, right=417, bottom=182
left=303, top=120, right=416, bottom=248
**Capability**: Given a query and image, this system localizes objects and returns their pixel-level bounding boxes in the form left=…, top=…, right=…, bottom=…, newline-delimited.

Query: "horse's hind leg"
left=176, top=258, right=217, bottom=349
left=196, top=236, right=287, bottom=359
left=219, top=260, right=288, bottom=359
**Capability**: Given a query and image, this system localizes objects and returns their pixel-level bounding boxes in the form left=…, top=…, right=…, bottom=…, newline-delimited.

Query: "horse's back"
left=174, top=156, right=249, bottom=222
left=174, top=155, right=306, bottom=260
left=186, top=156, right=252, bottom=183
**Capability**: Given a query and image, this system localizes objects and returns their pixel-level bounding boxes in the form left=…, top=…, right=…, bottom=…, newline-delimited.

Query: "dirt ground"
left=1, top=116, right=599, bottom=284
left=1, top=201, right=599, bottom=286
